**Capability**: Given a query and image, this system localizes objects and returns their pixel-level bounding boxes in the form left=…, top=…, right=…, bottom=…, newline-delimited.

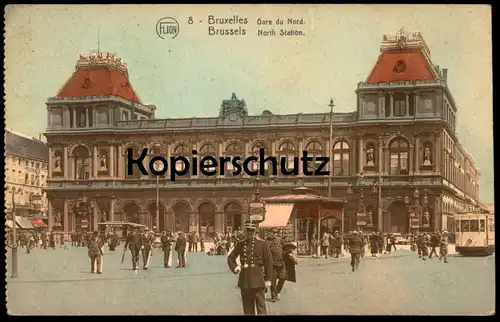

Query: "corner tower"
left=356, top=28, right=455, bottom=130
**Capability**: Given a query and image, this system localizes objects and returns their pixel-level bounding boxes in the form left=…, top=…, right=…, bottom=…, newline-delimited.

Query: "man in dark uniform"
left=124, top=227, right=143, bottom=273
left=88, top=230, right=104, bottom=274
left=141, top=229, right=153, bottom=270
left=348, top=230, right=365, bottom=272
left=160, top=230, right=173, bottom=268
left=175, top=231, right=187, bottom=268
left=228, top=221, right=273, bottom=315
left=266, top=228, right=285, bottom=302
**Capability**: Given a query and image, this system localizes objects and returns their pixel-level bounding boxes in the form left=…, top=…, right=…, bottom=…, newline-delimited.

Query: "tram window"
left=480, top=220, right=485, bottom=232
left=470, top=220, right=479, bottom=232
left=461, top=220, right=470, bottom=232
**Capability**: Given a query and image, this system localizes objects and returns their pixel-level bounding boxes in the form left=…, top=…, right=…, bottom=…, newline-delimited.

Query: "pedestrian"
left=276, top=242, right=298, bottom=298
left=175, top=231, right=187, bottom=268
left=348, top=231, right=364, bottom=272
left=266, top=228, right=286, bottom=302
left=332, top=231, right=342, bottom=258
left=160, top=230, right=173, bottom=268
left=200, top=231, right=206, bottom=252
left=124, top=227, right=142, bottom=273
left=49, top=232, right=56, bottom=250
left=227, top=221, right=273, bottom=315
left=141, top=229, right=153, bottom=270
left=88, top=230, right=104, bottom=274
left=429, top=231, right=440, bottom=259
left=192, top=232, right=199, bottom=252
left=369, top=232, right=379, bottom=257
left=321, top=230, right=330, bottom=259
left=385, top=234, right=393, bottom=254
left=439, top=231, right=449, bottom=263
left=416, top=233, right=426, bottom=260
left=377, top=232, right=384, bottom=255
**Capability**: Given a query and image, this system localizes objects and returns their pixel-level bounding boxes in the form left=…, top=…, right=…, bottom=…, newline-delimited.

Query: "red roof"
left=56, top=67, right=142, bottom=104
left=365, top=48, right=437, bottom=84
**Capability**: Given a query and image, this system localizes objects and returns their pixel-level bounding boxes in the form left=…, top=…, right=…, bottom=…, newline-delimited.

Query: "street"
left=6, top=245, right=495, bottom=315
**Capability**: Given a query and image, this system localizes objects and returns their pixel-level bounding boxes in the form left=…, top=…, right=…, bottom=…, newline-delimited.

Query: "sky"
left=4, top=5, right=493, bottom=202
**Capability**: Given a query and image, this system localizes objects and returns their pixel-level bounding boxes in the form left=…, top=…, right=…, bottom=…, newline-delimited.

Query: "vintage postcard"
left=4, top=4, right=494, bottom=315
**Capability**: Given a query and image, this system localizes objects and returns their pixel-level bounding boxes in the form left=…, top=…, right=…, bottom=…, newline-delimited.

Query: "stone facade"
left=43, top=31, right=483, bottom=236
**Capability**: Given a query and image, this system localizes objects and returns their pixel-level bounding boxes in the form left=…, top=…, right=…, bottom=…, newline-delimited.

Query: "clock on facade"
left=228, top=112, right=238, bottom=122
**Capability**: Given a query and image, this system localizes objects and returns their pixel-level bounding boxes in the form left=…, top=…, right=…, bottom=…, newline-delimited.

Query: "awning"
left=15, top=216, right=34, bottom=229
left=31, top=219, right=47, bottom=228
left=6, top=220, right=14, bottom=229
left=259, top=203, right=294, bottom=228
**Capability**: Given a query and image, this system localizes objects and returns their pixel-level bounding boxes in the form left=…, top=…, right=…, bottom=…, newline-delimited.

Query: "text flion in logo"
left=127, top=148, right=330, bottom=181
left=156, top=17, right=180, bottom=39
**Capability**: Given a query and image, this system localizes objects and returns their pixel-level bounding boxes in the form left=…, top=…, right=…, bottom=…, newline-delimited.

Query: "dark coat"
left=161, top=234, right=173, bottom=250
left=227, top=237, right=273, bottom=289
left=282, top=250, right=298, bottom=283
left=266, top=236, right=284, bottom=267
left=332, top=235, right=343, bottom=248
left=175, top=235, right=187, bottom=252
left=124, top=232, right=142, bottom=250
left=88, top=237, right=104, bottom=257
left=348, top=235, right=365, bottom=254
left=369, top=234, right=379, bottom=253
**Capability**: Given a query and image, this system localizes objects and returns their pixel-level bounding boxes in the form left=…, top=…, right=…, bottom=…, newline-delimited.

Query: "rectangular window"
left=480, top=219, right=485, bottom=232
left=394, top=100, right=406, bottom=116
left=461, top=220, right=470, bottom=232
left=390, top=153, right=399, bottom=174
left=469, top=220, right=479, bottom=232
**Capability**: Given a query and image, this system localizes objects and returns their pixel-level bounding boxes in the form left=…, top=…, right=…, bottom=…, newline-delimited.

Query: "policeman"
left=228, top=221, right=273, bottom=315
left=124, top=227, right=143, bottom=273
left=160, top=230, right=173, bottom=268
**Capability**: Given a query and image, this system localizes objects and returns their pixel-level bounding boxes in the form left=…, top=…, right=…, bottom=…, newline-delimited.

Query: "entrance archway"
left=389, top=200, right=408, bottom=233
left=148, top=202, right=165, bottom=231
left=173, top=202, right=190, bottom=233
left=199, top=202, right=216, bottom=237
left=224, top=202, right=242, bottom=232
left=124, top=202, right=140, bottom=224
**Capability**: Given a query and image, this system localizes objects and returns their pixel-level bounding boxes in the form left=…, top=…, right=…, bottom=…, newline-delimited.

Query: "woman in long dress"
left=276, top=243, right=298, bottom=299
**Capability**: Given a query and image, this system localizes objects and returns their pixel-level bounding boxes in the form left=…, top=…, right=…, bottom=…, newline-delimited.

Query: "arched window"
left=224, top=143, right=243, bottom=177
left=173, top=202, right=190, bottom=233
left=149, top=145, right=166, bottom=178
left=125, top=146, right=142, bottom=179
left=389, top=138, right=409, bottom=175
left=73, top=146, right=91, bottom=180
left=278, top=141, right=296, bottom=174
left=251, top=142, right=271, bottom=176
left=173, top=144, right=191, bottom=176
left=199, top=144, right=217, bottom=176
left=305, top=141, right=323, bottom=173
left=333, top=141, right=350, bottom=176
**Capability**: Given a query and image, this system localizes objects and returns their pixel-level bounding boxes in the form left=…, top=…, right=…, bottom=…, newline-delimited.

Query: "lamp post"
left=10, top=190, right=18, bottom=278
left=404, top=188, right=427, bottom=234
left=327, top=98, right=334, bottom=198
left=248, top=176, right=265, bottom=230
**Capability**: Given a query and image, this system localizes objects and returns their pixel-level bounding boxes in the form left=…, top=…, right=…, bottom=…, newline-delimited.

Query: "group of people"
left=210, top=228, right=245, bottom=255
left=227, top=223, right=298, bottom=316
left=414, top=229, right=450, bottom=263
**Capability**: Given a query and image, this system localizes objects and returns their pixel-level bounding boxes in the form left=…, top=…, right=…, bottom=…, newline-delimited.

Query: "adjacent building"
left=5, top=130, right=49, bottom=220
left=43, top=29, right=483, bottom=239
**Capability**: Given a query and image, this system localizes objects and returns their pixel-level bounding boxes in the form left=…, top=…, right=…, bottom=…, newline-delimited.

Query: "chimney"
left=442, top=68, right=448, bottom=84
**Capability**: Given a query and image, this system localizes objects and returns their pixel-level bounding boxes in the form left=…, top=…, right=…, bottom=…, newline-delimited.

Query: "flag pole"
left=11, top=190, right=18, bottom=278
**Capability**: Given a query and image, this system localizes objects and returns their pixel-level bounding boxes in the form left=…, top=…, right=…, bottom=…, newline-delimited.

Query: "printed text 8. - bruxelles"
left=127, top=148, right=330, bottom=181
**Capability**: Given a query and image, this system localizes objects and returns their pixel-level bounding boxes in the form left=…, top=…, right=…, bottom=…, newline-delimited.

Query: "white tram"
left=455, top=212, right=495, bottom=256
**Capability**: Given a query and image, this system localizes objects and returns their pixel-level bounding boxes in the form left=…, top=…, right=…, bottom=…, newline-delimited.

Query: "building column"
left=435, top=132, right=442, bottom=174
left=215, top=212, right=224, bottom=234
left=118, top=145, right=124, bottom=178
left=64, top=106, right=69, bottom=126
left=298, top=138, right=304, bottom=176
left=48, top=199, right=53, bottom=231
left=382, top=146, right=388, bottom=176
left=93, top=145, right=98, bottom=178
left=63, top=146, right=68, bottom=179
left=166, top=211, right=174, bottom=231
left=63, top=199, right=69, bottom=232
left=109, top=145, right=115, bottom=178
left=405, top=93, right=410, bottom=116
left=415, top=92, right=420, bottom=115
left=109, top=198, right=115, bottom=222
left=358, top=137, right=364, bottom=174
left=415, top=136, right=421, bottom=173
left=378, top=92, right=384, bottom=118
left=85, top=107, right=90, bottom=127
left=48, top=147, right=53, bottom=178
left=389, top=93, right=394, bottom=117
left=217, top=140, right=224, bottom=178
left=409, top=142, right=414, bottom=174
left=378, top=137, right=384, bottom=174
left=72, top=108, right=76, bottom=128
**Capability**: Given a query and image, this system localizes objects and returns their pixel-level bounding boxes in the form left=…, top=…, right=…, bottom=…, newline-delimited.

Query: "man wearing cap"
left=161, top=230, right=174, bottom=268
left=88, top=230, right=104, bottom=274
left=347, top=230, right=365, bottom=272
left=175, top=231, right=187, bottom=268
left=141, top=229, right=153, bottom=270
left=124, top=227, right=143, bottom=273
left=266, top=228, right=286, bottom=302
left=438, top=231, right=449, bottom=263
left=228, top=221, right=273, bottom=315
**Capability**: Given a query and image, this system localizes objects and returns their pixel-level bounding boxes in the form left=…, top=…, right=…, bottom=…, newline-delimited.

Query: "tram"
left=455, top=212, right=495, bottom=256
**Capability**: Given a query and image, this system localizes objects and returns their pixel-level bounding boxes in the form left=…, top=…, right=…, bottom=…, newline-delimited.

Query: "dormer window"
left=393, top=60, right=406, bottom=73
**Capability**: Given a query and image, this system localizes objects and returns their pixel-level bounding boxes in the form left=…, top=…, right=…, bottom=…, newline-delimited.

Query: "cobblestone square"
left=6, top=246, right=495, bottom=315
